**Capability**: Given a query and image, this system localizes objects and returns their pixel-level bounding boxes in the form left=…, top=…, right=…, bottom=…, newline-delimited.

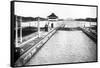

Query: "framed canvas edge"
left=10, top=1, right=98, bottom=67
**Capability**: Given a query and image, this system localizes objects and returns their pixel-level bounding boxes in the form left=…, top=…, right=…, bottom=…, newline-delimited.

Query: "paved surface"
left=26, top=30, right=96, bottom=65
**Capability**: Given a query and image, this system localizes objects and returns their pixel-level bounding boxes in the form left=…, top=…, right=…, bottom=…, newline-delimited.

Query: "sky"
left=15, top=2, right=97, bottom=19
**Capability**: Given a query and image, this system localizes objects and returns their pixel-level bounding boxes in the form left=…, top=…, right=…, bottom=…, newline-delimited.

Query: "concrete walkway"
left=26, top=30, right=97, bottom=65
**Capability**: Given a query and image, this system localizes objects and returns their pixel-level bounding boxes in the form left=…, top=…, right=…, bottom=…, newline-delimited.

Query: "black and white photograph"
left=11, top=1, right=98, bottom=67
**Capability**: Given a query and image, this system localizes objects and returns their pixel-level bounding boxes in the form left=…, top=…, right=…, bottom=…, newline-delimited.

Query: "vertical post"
left=89, top=22, right=91, bottom=31
left=47, top=17, right=49, bottom=31
left=20, top=17, right=22, bottom=43
left=29, top=21, right=31, bottom=27
left=90, top=22, right=91, bottom=27
left=84, top=22, right=85, bottom=28
left=80, top=22, right=83, bottom=27
left=38, top=17, right=40, bottom=37
left=56, top=18, right=58, bottom=27
left=16, top=16, right=18, bottom=47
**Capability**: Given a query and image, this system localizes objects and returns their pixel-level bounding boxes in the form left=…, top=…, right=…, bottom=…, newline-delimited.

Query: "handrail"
left=15, top=27, right=58, bottom=66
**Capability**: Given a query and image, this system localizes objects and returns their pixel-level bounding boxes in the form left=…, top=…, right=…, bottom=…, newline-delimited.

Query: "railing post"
left=38, top=17, right=40, bottom=37
left=20, top=17, right=22, bottom=43
left=16, top=16, right=18, bottom=47
left=47, top=17, right=50, bottom=31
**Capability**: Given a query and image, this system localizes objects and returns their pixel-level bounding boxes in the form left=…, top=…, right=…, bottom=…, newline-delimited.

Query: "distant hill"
left=34, top=17, right=47, bottom=21
left=75, top=18, right=97, bottom=22
left=15, top=15, right=47, bottom=22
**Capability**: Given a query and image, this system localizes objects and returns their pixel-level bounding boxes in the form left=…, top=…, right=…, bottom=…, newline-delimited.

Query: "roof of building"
left=48, top=13, right=58, bottom=19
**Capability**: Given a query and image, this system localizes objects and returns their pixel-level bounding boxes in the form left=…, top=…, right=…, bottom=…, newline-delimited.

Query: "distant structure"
left=47, top=13, right=58, bottom=21
left=47, top=13, right=58, bottom=28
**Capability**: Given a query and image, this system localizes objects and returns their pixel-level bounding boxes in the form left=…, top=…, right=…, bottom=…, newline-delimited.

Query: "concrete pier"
left=25, top=30, right=97, bottom=66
